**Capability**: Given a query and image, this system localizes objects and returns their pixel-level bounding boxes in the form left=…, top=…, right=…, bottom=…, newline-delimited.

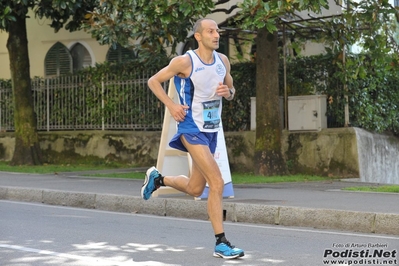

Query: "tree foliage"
left=0, top=1, right=96, bottom=31
left=83, top=0, right=214, bottom=58
left=306, top=0, right=399, bottom=132
left=237, top=0, right=329, bottom=31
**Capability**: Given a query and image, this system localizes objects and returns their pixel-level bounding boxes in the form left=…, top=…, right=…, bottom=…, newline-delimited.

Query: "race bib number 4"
left=202, top=100, right=220, bottom=129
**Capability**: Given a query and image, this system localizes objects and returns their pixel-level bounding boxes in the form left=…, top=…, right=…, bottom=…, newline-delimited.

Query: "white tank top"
left=174, top=50, right=227, bottom=133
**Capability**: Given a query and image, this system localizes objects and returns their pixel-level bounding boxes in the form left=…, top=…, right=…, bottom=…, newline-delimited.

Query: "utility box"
left=288, top=95, right=327, bottom=131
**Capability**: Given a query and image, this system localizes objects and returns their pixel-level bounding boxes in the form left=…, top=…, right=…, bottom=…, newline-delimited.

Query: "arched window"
left=106, top=44, right=136, bottom=63
left=70, top=43, right=92, bottom=72
left=44, top=42, right=72, bottom=77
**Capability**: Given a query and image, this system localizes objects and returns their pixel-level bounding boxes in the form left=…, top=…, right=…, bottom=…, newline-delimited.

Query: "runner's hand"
left=216, top=82, right=230, bottom=98
left=169, top=103, right=189, bottom=122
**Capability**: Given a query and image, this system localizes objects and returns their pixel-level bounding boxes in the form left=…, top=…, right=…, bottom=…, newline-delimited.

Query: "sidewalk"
left=0, top=169, right=398, bottom=236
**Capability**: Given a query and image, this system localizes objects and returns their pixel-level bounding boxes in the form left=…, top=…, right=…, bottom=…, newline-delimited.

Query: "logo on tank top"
left=216, top=64, right=225, bottom=76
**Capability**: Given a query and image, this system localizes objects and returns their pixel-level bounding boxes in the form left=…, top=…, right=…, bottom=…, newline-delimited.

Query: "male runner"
left=142, top=18, right=244, bottom=259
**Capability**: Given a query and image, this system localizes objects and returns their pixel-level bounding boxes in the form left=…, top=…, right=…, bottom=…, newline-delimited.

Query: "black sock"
left=155, top=175, right=165, bottom=187
left=215, top=233, right=226, bottom=245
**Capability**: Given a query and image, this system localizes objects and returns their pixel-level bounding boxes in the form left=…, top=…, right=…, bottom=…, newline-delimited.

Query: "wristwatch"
left=226, top=88, right=234, bottom=100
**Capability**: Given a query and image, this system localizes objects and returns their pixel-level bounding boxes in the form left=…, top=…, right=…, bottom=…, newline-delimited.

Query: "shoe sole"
left=213, top=251, right=244, bottom=259
left=141, top=166, right=156, bottom=200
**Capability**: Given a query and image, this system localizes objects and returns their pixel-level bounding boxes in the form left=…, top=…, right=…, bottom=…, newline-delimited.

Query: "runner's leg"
left=179, top=135, right=224, bottom=235
left=163, top=162, right=206, bottom=197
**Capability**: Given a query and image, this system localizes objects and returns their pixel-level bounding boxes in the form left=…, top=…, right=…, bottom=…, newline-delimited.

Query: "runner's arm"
left=148, top=56, right=191, bottom=122
left=217, top=53, right=235, bottom=101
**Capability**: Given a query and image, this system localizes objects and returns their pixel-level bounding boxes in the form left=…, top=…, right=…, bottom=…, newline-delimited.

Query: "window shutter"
left=71, top=43, right=92, bottom=72
left=106, top=44, right=136, bottom=63
left=45, top=42, right=72, bottom=77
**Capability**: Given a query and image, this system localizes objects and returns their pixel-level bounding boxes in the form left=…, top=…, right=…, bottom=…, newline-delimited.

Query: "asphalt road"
left=1, top=200, right=398, bottom=266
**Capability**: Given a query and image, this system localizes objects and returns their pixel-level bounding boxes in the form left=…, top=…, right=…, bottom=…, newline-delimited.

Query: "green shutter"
left=106, top=44, right=136, bottom=63
left=71, top=43, right=92, bottom=72
left=45, top=42, right=72, bottom=77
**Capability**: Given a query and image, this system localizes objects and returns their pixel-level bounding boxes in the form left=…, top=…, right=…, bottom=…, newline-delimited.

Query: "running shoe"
left=213, top=241, right=245, bottom=259
left=141, top=166, right=161, bottom=200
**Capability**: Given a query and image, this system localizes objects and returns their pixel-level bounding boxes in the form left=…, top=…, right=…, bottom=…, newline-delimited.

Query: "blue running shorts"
left=169, top=132, right=218, bottom=154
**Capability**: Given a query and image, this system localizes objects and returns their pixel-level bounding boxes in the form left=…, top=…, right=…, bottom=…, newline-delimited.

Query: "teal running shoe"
left=141, top=166, right=161, bottom=200
left=213, top=241, right=245, bottom=259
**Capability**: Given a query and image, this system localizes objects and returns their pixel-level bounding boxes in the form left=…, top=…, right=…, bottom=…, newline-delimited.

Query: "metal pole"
left=283, top=24, right=288, bottom=130
left=102, top=78, right=105, bottom=131
left=47, top=78, right=50, bottom=131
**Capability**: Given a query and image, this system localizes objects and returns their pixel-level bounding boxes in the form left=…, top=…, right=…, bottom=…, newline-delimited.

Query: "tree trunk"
left=254, top=28, right=287, bottom=175
left=7, top=14, right=42, bottom=165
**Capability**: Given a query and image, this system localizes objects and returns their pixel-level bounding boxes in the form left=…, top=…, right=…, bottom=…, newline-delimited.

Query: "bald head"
left=193, top=18, right=216, bottom=34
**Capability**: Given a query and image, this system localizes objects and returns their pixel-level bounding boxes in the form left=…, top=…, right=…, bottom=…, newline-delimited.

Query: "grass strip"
left=342, top=185, right=399, bottom=193
left=230, top=173, right=336, bottom=184
left=0, top=161, right=131, bottom=174
left=85, top=172, right=337, bottom=184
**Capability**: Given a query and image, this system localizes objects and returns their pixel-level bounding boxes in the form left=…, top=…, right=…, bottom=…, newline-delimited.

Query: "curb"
left=1, top=186, right=398, bottom=236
